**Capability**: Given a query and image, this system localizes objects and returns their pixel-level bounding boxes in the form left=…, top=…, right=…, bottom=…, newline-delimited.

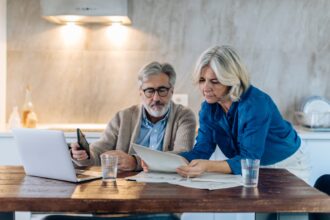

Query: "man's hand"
left=102, top=150, right=137, bottom=171
left=71, top=142, right=89, bottom=161
left=176, top=159, right=210, bottom=178
left=141, top=160, right=149, bottom=172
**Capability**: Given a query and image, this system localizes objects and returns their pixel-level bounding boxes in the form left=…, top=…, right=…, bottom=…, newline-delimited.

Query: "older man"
left=71, top=62, right=196, bottom=171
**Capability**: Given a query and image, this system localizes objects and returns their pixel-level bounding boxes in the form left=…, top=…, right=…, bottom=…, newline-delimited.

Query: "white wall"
left=0, top=0, right=6, bottom=130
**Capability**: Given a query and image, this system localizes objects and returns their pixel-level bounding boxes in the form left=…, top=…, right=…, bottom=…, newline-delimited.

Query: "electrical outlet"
left=172, top=94, right=188, bottom=106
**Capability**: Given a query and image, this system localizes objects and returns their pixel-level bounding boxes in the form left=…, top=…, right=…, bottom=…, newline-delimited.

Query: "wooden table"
left=0, top=166, right=329, bottom=220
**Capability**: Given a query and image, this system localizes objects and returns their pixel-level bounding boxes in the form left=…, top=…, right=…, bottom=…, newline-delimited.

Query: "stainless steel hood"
left=40, top=0, right=132, bottom=25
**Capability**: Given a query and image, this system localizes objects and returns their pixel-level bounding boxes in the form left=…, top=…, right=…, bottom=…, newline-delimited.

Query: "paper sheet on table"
left=126, top=172, right=242, bottom=190
left=132, top=143, right=188, bottom=172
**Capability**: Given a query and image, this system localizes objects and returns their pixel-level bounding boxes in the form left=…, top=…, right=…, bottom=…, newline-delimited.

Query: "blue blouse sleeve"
left=180, top=103, right=216, bottom=162
left=226, top=99, right=273, bottom=174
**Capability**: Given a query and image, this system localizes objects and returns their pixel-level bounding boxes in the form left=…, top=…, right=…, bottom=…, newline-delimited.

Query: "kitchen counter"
left=295, top=126, right=330, bottom=140
left=0, top=123, right=107, bottom=137
left=37, top=123, right=107, bottom=132
left=1, top=125, right=329, bottom=140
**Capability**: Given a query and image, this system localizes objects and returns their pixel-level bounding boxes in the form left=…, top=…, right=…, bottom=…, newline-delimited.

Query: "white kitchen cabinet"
left=0, top=133, right=22, bottom=165
left=307, top=140, right=330, bottom=185
left=296, top=127, right=330, bottom=186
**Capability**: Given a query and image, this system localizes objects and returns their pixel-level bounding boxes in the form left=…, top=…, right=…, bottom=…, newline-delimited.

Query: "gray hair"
left=138, top=62, right=176, bottom=88
left=194, top=45, right=250, bottom=101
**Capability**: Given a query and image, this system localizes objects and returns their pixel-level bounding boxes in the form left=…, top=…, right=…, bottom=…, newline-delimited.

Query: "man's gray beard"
left=143, top=102, right=170, bottom=118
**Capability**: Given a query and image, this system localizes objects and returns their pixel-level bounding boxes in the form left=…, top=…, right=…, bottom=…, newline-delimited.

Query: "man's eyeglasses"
left=142, top=86, right=171, bottom=98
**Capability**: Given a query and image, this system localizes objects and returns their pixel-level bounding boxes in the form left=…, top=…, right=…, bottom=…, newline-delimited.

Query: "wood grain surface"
left=0, top=166, right=329, bottom=214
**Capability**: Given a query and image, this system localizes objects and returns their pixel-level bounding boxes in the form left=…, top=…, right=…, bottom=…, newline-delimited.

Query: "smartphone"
left=77, top=128, right=91, bottom=159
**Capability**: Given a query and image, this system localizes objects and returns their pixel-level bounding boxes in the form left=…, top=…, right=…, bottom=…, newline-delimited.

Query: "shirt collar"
left=222, top=85, right=253, bottom=116
left=239, top=85, right=252, bottom=101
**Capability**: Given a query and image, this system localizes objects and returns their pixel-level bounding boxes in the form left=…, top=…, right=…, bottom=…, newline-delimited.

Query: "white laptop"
left=12, top=128, right=101, bottom=183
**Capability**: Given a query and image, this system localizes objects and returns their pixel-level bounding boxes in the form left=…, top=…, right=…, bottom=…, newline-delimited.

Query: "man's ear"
left=139, top=89, right=144, bottom=97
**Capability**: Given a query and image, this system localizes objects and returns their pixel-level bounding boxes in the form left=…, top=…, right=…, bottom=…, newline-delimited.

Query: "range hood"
left=40, top=0, right=132, bottom=25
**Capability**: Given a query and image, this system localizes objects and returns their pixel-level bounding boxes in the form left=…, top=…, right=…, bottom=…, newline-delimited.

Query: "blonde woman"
left=177, top=46, right=308, bottom=181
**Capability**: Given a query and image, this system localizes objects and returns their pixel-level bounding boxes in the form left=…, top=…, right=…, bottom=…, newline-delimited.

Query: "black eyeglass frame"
left=142, top=86, right=172, bottom=98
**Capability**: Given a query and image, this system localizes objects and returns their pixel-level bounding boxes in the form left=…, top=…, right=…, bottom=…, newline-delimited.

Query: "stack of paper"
left=126, top=172, right=242, bottom=190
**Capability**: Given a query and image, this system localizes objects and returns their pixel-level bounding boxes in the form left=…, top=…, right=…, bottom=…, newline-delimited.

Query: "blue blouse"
left=180, top=85, right=301, bottom=174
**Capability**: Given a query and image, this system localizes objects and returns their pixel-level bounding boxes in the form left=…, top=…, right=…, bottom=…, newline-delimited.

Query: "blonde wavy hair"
left=193, top=45, right=250, bottom=101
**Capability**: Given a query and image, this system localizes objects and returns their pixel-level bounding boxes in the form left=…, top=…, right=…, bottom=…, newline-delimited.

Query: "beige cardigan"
left=74, top=101, right=196, bottom=170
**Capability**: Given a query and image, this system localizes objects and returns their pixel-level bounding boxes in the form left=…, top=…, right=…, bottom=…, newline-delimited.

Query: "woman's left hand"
left=176, top=159, right=210, bottom=178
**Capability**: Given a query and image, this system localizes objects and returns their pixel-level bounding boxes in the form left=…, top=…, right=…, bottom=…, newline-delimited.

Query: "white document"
left=132, top=143, right=188, bottom=172
left=126, top=172, right=242, bottom=190
left=127, top=172, right=183, bottom=183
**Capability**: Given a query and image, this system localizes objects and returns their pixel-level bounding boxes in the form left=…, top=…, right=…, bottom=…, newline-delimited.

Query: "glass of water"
left=101, top=154, right=118, bottom=182
left=241, top=159, right=260, bottom=187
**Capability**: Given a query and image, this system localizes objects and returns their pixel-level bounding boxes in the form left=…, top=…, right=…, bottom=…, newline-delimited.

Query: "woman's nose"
left=202, top=80, right=213, bottom=90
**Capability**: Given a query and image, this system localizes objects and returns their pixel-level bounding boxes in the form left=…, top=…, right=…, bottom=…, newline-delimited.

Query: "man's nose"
left=152, top=91, right=161, bottom=101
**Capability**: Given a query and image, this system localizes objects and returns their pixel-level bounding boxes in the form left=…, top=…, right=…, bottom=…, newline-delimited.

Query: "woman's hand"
left=176, top=159, right=210, bottom=178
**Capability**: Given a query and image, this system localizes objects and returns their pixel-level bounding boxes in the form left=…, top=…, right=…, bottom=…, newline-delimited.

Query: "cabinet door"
left=305, top=140, right=330, bottom=186
left=0, top=137, right=22, bottom=165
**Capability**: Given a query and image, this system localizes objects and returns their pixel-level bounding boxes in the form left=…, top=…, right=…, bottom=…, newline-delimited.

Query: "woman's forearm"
left=206, top=160, right=232, bottom=174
